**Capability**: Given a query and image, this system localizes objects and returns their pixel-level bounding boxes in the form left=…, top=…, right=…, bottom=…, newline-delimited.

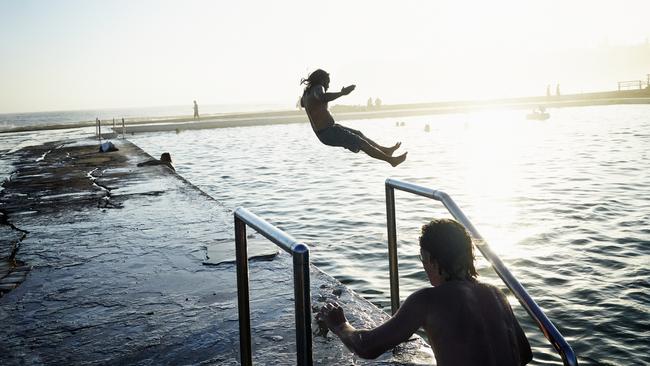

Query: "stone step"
left=0, top=283, right=17, bottom=291
left=0, top=273, right=26, bottom=284
left=12, top=265, right=32, bottom=272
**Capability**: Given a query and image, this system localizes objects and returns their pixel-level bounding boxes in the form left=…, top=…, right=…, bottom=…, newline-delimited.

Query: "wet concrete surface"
left=0, top=137, right=434, bottom=365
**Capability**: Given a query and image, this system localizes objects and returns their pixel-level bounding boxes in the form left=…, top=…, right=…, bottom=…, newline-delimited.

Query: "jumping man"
left=300, top=69, right=407, bottom=166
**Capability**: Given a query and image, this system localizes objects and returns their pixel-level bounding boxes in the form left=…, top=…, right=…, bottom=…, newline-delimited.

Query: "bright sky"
left=1, top=0, right=649, bottom=113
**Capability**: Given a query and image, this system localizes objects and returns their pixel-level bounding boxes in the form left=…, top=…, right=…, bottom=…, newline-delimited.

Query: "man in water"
left=301, top=69, right=407, bottom=166
left=317, top=218, right=533, bottom=365
left=137, top=152, right=175, bottom=171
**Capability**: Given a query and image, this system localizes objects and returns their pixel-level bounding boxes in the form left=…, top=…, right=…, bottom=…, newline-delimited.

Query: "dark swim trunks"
left=316, top=124, right=365, bottom=153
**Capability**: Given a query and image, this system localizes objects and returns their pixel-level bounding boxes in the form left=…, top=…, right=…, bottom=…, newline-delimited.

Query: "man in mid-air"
left=318, top=218, right=533, bottom=365
left=301, top=69, right=407, bottom=166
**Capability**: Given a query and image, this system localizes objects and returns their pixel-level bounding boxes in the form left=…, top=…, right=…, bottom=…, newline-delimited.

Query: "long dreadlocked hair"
left=300, top=69, right=329, bottom=91
left=299, top=69, right=329, bottom=108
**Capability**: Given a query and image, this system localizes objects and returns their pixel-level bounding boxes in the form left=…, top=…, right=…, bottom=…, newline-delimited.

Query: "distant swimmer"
left=300, top=69, right=406, bottom=167
left=137, top=152, right=175, bottom=171
left=193, top=100, right=199, bottom=120
left=317, top=218, right=533, bottom=365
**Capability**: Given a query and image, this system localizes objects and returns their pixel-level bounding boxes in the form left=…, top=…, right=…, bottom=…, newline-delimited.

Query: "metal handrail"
left=234, top=207, right=312, bottom=366
left=385, top=178, right=578, bottom=366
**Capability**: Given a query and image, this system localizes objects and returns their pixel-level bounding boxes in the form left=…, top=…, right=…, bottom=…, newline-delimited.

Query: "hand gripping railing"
left=234, top=207, right=313, bottom=366
left=385, top=178, right=578, bottom=366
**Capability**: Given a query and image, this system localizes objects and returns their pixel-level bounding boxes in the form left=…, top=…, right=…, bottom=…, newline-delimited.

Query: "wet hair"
left=299, top=69, right=330, bottom=107
left=419, top=218, right=478, bottom=281
left=160, top=152, right=172, bottom=162
left=300, top=69, right=329, bottom=90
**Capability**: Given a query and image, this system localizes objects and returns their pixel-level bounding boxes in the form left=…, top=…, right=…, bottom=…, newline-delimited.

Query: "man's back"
left=301, top=85, right=335, bottom=132
left=421, top=281, right=532, bottom=366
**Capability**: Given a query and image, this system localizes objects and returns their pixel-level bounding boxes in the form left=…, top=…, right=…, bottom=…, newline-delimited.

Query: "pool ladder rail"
left=385, top=178, right=578, bottom=366
left=234, top=207, right=312, bottom=366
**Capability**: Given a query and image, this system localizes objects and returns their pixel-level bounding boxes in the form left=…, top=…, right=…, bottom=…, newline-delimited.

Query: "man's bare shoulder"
left=414, top=281, right=503, bottom=306
left=303, top=85, right=324, bottom=105
left=435, top=280, right=498, bottom=292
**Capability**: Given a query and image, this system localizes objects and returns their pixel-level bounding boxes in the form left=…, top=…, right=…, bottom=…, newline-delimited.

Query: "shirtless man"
left=317, top=219, right=532, bottom=365
left=300, top=69, right=407, bottom=166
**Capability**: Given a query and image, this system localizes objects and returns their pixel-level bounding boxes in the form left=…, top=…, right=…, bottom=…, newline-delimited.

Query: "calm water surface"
left=131, top=105, right=649, bottom=366
left=1, top=105, right=648, bottom=365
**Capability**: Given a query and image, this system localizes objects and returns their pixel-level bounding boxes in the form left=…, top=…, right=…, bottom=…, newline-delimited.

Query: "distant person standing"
left=193, top=100, right=199, bottom=120
left=556, top=84, right=561, bottom=96
left=367, top=97, right=373, bottom=109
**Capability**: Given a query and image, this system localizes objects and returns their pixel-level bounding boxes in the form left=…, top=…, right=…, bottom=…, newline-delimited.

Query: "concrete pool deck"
left=0, top=137, right=433, bottom=365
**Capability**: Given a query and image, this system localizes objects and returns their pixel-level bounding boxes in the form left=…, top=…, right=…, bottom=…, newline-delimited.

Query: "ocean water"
left=0, top=103, right=287, bottom=131
left=1, top=105, right=648, bottom=365
left=128, top=105, right=649, bottom=366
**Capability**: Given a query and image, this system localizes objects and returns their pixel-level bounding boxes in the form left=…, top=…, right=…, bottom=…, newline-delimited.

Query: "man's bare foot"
left=385, top=142, right=401, bottom=156
left=390, top=152, right=408, bottom=167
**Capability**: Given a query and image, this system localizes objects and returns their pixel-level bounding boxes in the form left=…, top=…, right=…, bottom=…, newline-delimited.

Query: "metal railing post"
left=384, top=178, right=578, bottom=366
left=233, top=207, right=312, bottom=366
left=292, top=244, right=313, bottom=366
left=385, top=184, right=400, bottom=314
left=234, top=216, right=252, bottom=366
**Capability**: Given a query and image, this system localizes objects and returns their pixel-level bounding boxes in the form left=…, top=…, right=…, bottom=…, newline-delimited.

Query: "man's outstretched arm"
left=317, top=290, right=425, bottom=359
left=314, top=85, right=356, bottom=103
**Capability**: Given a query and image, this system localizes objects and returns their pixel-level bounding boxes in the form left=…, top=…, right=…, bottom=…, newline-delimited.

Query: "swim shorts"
left=316, top=124, right=365, bottom=153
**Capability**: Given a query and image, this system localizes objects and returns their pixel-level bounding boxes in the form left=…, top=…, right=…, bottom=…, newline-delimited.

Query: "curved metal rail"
left=385, top=178, right=578, bottom=366
left=234, top=207, right=312, bottom=366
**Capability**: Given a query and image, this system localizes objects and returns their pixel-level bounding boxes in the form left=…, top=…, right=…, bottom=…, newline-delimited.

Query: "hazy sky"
left=1, top=0, right=649, bottom=113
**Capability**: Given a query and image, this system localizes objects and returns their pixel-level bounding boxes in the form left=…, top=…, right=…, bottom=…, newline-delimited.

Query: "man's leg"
left=358, top=139, right=407, bottom=167
left=342, top=125, right=401, bottom=156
